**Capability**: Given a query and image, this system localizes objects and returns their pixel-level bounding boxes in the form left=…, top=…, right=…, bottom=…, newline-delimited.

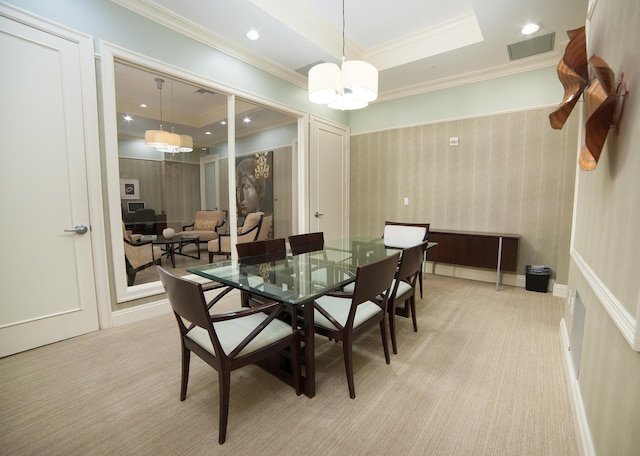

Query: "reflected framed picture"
left=120, top=178, right=139, bottom=199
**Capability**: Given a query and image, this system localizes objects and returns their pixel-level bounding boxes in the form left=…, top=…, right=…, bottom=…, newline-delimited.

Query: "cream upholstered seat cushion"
left=186, top=312, right=293, bottom=357
left=383, top=225, right=427, bottom=248
left=313, top=295, right=383, bottom=330
left=178, top=210, right=225, bottom=242
left=389, top=278, right=413, bottom=297
left=342, top=277, right=410, bottom=296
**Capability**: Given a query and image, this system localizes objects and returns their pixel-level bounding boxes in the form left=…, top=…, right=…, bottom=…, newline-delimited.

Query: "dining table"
left=187, top=237, right=438, bottom=397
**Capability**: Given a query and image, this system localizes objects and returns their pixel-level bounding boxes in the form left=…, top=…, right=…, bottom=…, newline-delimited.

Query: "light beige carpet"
left=0, top=275, right=577, bottom=455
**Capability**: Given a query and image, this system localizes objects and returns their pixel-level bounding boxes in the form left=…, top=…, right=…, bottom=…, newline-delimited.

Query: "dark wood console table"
left=427, top=230, right=519, bottom=290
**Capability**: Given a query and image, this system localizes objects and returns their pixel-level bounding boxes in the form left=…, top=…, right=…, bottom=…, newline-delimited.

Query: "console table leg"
left=496, top=237, right=503, bottom=291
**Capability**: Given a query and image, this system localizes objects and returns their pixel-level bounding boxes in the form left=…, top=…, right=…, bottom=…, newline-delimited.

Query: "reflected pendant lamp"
left=145, top=78, right=169, bottom=147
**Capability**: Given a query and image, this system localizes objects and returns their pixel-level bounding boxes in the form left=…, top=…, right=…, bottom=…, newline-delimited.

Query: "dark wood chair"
left=132, top=208, right=157, bottom=235
left=288, top=232, right=324, bottom=255
left=312, top=253, right=400, bottom=398
left=235, top=238, right=287, bottom=307
left=157, top=266, right=301, bottom=444
left=383, top=221, right=430, bottom=298
left=386, top=242, right=426, bottom=354
left=236, top=237, right=287, bottom=262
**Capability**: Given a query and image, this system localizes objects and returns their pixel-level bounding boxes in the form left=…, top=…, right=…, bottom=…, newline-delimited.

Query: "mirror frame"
left=100, top=42, right=308, bottom=304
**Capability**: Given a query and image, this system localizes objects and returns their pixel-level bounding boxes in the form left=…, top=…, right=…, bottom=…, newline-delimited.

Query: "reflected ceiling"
left=114, top=62, right=297, bottom=149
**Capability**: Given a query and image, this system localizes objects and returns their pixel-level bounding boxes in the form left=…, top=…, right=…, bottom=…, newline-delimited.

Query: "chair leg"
left=342, top=337, right=356, bottom=399
left=218, top=370, right=231, bottom=444
left=209, top=252, right=214, bottom=263
left=379, top=318, right=390, bottom=364
left=180, top=346, right=191, bottom=401
left=388, top=306, right=398, bottom=355
left=410, top=295, right=418, bottom=332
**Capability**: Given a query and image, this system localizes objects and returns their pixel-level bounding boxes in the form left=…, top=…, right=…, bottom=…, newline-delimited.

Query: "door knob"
left=314, top=212, right=324, bottom=218
left=64, top=224, right=88, bottom=235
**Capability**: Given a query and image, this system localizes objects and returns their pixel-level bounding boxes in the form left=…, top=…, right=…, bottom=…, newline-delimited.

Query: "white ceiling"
left=121, top=0, right=589, bottom=98
left=113, top=0, right=589, bottom=147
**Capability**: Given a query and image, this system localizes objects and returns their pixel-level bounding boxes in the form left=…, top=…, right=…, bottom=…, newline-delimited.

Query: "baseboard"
left=112, top=299, right=172, bottom=327
left=426, top=262, right=565, bottom=294
left=560, top=318, right=595, bottom=456
left=111, top=287, right=241, bottom=327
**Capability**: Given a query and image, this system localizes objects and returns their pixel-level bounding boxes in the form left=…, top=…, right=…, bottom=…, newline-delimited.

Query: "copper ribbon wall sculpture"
left=549, top=26, right=628, bottom=171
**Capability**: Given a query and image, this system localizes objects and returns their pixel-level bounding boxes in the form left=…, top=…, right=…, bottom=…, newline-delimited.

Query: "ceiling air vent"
left=507, top=32, right=555, bottom=60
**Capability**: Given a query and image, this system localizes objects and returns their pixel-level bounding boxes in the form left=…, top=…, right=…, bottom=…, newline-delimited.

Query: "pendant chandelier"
left=144, top=78, right=193, bottom=152
left=307, top=0, right=378, bottom=110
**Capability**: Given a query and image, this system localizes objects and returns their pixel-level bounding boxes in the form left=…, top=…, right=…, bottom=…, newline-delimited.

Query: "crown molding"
left=111, top=0, right=307, bottom=89
left=112, top=0, right=569, bottom=105
left=376, top=49, right=564, bottom=103
left=365, top=13, right=483, bottom=71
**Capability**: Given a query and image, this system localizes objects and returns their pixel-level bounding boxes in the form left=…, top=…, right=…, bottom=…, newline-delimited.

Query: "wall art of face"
left=236, top=158, right=266, bottom=217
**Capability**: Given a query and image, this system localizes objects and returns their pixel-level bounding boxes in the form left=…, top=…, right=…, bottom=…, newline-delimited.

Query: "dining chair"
left=312, top=252, right=400, bottom=398
left=236, top=238, right=287, bottom=307
left=386, top=242, right=427, bottom=354
left=157, top=266, right=301, bottom=444
left=383, top=221, right=430, bottom=298
left=288, top=232, right=324, bottom=255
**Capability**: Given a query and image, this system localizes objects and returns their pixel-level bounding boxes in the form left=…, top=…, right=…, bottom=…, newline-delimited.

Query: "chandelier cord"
left=341, top=0, right=345, bottom=63
left=155, top=78, right=165, bottom=131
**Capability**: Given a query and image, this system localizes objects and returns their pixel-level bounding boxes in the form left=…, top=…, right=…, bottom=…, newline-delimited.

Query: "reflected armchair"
left=123, top=223, right=162, bottom=286
left=207, top=212, right=272, bottom=262
left=177, top=210, right=227, bottom=245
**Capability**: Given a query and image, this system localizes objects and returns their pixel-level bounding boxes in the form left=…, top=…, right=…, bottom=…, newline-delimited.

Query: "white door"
left=201, top=156, right=220, bottom=210
left=0, top=8, right=100, bottom=357
left=309, top=116, right=349, bottom=241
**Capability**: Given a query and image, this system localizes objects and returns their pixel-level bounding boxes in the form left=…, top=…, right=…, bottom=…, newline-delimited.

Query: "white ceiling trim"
left=365, top=13, right=484, bottom=71
left=376, top=48, right=564, bottom=102
left=111, top=0, right=308, bottom=89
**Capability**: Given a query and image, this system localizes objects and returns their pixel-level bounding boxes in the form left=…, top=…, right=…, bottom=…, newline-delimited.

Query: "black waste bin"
left=525, top=265, right=550, bottom=293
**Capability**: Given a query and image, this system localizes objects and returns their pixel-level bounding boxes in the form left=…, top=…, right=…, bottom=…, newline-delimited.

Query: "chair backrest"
left=134, top=208, right=156, bottom=224
left=157, top=266, right=211, bottom=329
left=351, top=253, right=401, bottom=308
left=397, top=242, right=427, bottom=283
left=383, top=221, right=429, bottom=248
left=239, top=211, right=264, bottom=234
left=288, top=232, right=324, bottom=255
left=236, top=238, right=286, bottom=264
left=194, top=210, right=226, bottom=231
left=256, top=213, right=273, bottom=241
left=157, top=266, right=225, bottom=357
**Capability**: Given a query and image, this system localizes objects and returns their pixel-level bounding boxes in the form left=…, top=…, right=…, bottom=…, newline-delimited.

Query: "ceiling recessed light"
left=139, top=103, right=147, bottom=108
left=246, top=30, right=260, bottom=41
left=205, top=131, right=212, bottom=135
left=243, top=117, right=251, bottom=123
left=123, top=115, right=133, bottom=121
left=220, top=120, right=227, bottom=125
left=521, top=22, right=541, bottom=35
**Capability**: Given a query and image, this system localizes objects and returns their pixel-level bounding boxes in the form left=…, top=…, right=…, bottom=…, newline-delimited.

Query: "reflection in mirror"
left=114, top=60, right=299, bottom=287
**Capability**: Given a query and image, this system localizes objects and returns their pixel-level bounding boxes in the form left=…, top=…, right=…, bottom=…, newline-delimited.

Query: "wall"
left=351, top=106, right=579, bottom=284
left=118, top=157, right=200, bottom=230
left=564, top=0, right=640, bottom=454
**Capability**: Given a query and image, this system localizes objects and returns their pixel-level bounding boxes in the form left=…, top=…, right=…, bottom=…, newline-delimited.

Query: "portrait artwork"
left=235, top=151, right=273, bottom=219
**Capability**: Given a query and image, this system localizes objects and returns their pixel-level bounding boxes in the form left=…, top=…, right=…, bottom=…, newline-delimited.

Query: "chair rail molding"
left=570, top=248, right=639, bottom=351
